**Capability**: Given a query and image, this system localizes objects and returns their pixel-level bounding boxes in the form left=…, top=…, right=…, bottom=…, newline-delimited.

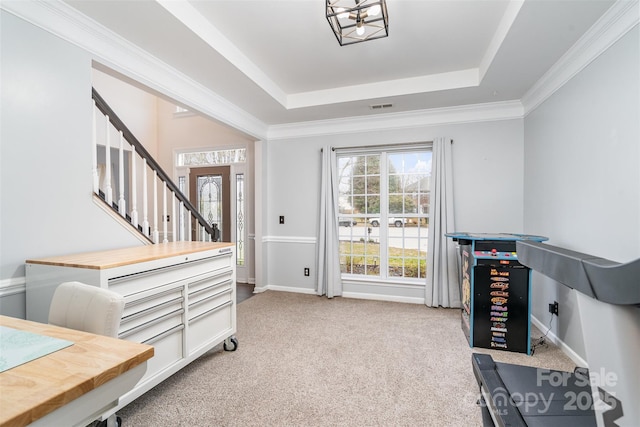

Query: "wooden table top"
left=0, top=315, right=154, bottom=427
left=25, top=241, right=234, bottom=270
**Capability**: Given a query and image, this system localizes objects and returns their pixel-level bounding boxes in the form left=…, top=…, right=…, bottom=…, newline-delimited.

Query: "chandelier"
left=326, top=0, right=389, bottom=46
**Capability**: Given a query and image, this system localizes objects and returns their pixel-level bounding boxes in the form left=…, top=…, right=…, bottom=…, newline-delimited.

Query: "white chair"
left=48, top=281, right=126, bottom=427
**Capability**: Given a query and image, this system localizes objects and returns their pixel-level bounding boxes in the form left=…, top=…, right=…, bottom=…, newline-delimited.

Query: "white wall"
left=155, top=97, right=257, bottom=283
left=523, top=27, right=640, bottom=361
left=90, top=72, right=258, bottom=282
left=0, top=12, right=142, bottom=317
left=92, top=68, right=159, bottom=158
left=263, top=119, right=526, bottom=297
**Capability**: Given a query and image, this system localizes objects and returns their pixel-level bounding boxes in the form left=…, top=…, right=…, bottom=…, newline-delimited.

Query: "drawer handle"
left=189, top=287, right=232, bottom=309
left=190, top=300, right=232, bottom=323
left=189, top=279, right=233, bottom=297
left=126, top=288, right=184, bottom=308
left=122, top=296, right=184, bottom=323
left=143, top=324, right=185, bottom=345
left=189, top=270, right=232, bottom=287
left=119, top=308, right=184, bottom=339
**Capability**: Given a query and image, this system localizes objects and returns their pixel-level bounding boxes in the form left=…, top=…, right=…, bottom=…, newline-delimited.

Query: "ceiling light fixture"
left=326, top=0, right=389, bottom=46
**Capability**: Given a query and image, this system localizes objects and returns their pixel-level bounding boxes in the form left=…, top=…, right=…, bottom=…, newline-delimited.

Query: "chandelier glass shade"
left=326, top=0, right=389, bottom=46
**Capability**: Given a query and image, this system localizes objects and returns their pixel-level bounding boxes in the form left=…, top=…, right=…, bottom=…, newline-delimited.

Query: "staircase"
left=91, top=88, right=218, bottom=243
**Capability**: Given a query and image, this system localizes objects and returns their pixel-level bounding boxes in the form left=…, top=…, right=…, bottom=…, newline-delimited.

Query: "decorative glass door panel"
left=189, top=166, right=231, bottom=242
left=197, top=175, right=223, bottom=235
left=236, top=173, right=245, bottom=266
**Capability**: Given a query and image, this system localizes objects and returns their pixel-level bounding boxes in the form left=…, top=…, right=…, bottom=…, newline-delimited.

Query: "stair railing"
left=91, top=88, right=218, bottom=243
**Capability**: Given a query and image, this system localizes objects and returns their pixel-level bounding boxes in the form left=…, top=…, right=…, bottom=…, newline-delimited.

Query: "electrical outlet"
left=548, top=301, right=559, bottom=316
left=279, top=216, right=285, bottom=224
left=304, top=267, right=310, bottom=277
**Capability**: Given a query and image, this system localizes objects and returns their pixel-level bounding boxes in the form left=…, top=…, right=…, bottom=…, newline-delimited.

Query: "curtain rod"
left=321, top=141, right=441, bottom=152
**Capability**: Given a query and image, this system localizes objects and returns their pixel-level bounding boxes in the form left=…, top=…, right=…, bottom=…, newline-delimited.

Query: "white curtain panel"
left=426, top=137, right=461, bottom=308
left=316, top=147, right=342, bottom=298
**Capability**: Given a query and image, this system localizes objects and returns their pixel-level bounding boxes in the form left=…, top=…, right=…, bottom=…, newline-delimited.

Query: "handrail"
left=91, top=88, right=217, bottom=240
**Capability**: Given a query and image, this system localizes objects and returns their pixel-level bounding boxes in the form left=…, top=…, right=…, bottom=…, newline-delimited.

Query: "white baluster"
left=172, top=194, right=176, bottom=242
left=153, top=171, right=159, bottom=243
left=92, top=102, right=99, bottom=194
left=104, top=115, right=112, bottom=205
left=179, top=200, right=184, bottom=241
left=142, top=159, right=149, bottom=236
left=131, top=146, right=138, bottom=228
left=118, top=131, right=126, bottom=216
left=162, top=181, right=168, bottom=243
left=187, top=214, right=192, bottom=242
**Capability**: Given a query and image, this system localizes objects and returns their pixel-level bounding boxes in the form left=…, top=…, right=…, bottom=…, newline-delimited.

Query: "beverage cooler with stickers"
left=445, top=232, right=548, bottom=355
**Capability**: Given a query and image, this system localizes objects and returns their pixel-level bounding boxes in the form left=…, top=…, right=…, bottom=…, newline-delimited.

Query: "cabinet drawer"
left=136, top=326, right=184, bottom=384
left=188, top=301, right=233, bottom=354
left=119, top=310, right=184, bottom=343
left=122, top=285, right=184, bottom=319
left=188, top=270, right=233, bottom=295
left=108, top=253, right=233, bottom=296
left=188, top=287, right=232, bottom=320
left=121, top=298, right=184, bottom=336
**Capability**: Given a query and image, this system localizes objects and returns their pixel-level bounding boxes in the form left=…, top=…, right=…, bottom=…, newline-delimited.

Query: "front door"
left=189, top=166, right=231, bottom=241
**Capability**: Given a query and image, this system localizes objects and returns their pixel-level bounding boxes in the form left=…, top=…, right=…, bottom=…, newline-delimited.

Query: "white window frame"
left=336, top=143, right=432, bottom=287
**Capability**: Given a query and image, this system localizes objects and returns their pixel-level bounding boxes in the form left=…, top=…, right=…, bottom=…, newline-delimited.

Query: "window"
left=236, top=173, right=245, bottom=266
left=337, top=147, right=431, bottom=281
left=177, top=148, right=246, bottom=166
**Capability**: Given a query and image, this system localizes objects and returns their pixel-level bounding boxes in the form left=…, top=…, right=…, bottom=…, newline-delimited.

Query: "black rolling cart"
left=445, top=232, right=548, bottom=355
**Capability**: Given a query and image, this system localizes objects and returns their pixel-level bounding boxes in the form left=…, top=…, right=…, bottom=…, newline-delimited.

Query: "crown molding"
left=521, top=0, right=639, bottom=116
left=8, top=0, right=631, bottom=142
left=267, top=100, right=524, bottom=140
left=1, top=0, right=269, bottom=140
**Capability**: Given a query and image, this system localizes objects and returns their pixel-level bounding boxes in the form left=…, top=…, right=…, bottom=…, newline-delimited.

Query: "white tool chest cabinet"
left=25, top=241, right=237, bottom=412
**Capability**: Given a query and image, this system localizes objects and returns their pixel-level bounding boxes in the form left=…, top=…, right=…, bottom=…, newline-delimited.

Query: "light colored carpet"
left=117, top=291, right=576, bottom=426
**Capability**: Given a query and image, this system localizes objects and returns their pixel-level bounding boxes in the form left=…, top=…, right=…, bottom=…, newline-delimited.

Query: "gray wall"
left=523, top=27, right=640, bottom=360
left=3, top=3, right=637, bottom=368
left=264, top=119, right=526, bottom=296
left=0, top=12, right=142, bottom=317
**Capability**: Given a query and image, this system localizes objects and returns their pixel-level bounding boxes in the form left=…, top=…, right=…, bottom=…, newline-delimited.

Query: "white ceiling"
left=64, top=0, right=616, bottom=126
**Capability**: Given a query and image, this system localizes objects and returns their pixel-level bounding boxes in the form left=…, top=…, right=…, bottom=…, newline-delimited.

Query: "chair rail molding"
left=262, top=236, right=318, bottom=244
left=0, top=277, right=26, bottom=298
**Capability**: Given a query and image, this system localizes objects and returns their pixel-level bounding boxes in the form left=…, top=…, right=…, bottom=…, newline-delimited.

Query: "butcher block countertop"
left=25, top=241, right=234, bottom=270
left=0, top=315, right=154, bottom=426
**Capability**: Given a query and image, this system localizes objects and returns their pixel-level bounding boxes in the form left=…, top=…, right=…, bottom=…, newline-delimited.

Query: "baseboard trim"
left=254, top=285, right=317, bottom=295
left=269, top=285, right=318, bottom=295
left=531, top=314, right=588, bottom=368
left=342, top=291, right=424, bottom=305
left=252, top=285, right=426, bottom=304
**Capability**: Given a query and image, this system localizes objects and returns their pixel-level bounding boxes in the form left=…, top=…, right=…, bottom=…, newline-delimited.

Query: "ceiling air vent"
left=369, top=103, right=394, bottom=110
